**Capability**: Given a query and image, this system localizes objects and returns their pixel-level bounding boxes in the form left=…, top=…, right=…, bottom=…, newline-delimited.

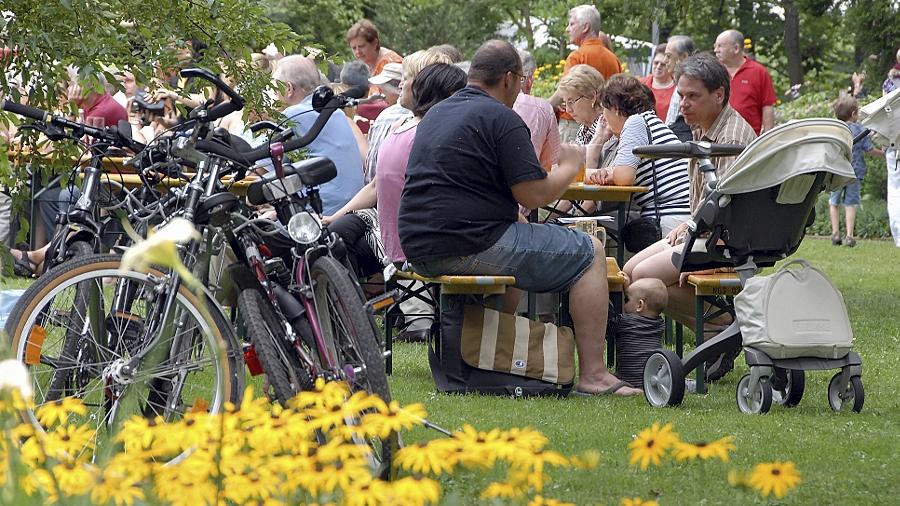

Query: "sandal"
left=11, top=249, right=38, bottom=278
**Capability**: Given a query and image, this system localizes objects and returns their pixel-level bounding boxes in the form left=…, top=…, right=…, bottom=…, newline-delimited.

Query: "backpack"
left=428, top=295, right=574, bottom=397
left=735, top=259, right=853, bottom=359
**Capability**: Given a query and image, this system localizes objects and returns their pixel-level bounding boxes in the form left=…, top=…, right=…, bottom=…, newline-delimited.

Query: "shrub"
left=809, top=193, right=892, bottom=239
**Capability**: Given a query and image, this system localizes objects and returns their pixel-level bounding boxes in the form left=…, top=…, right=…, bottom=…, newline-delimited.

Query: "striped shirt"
left=689, top=105, right=757, bottom=210
left=365, top=103, right=413, bottom=182
left=613, top=111, right=691, bottom=217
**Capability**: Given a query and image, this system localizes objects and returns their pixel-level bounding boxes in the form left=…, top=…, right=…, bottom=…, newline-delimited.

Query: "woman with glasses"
left=640, top=44, right=676, bottom=120
left=556, top=64, right=607, bottom=147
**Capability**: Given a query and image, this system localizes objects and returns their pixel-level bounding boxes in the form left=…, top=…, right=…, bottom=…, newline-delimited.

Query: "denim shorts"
left=410, top=222, right=596, bottom=293
left=829, top=181, right=861, bottom=206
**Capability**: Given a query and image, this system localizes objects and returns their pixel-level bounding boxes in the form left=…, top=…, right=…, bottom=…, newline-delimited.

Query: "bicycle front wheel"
left=5, top=253, right=243, bottom=457
left=311, top=256, right=394, bottom=477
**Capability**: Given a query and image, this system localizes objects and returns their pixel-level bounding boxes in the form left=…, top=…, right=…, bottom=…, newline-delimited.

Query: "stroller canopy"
left=716, top=118, right=855, bottom=199
left=859, top=88, right=900, bottom=147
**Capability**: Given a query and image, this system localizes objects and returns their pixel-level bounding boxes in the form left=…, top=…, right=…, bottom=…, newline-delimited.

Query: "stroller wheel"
left=736, top=373, right=773, bottom=414
left=828, top=374, right=864, bottom=413
left=772, top=369, right=805, bottom=407
left=643, top=349, right=685, bottom=407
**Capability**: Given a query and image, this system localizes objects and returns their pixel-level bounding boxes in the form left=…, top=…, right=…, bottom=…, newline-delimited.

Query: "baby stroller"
left=859, top=88, right=900, bottom=246
left=635, top=118, right=864, bottom=413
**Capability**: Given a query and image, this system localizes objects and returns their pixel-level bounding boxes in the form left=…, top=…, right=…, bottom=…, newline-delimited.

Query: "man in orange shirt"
left=549, top=4, right=622, bottom=142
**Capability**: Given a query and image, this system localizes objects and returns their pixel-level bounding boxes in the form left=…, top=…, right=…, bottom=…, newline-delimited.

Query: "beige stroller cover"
left=715, top=118, right=856, bottom=202
left=859, top=87, right=900, bottom=147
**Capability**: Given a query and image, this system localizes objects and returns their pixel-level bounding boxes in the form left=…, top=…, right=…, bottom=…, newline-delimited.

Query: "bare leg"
left=845, top=206, right=857, bottom=239
left=829, top=204, right=840, bottom=237
left=570, top=236, right=641, bottom=396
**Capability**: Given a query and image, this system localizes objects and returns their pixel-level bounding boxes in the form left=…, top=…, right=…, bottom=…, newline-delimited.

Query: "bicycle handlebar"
left=1, top=99, right=48, bottom=122
left=2, top=99, right=146, bottom=152
left=179, top=67, right=245, bottom=123
left=632, top=141, right=746, bottom=159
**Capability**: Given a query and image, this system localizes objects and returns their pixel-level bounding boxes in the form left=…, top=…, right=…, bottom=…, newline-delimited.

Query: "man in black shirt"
left=398, top=40, right=640, bottom=396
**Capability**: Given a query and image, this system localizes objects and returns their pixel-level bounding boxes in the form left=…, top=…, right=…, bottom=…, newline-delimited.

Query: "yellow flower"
left=628, top=422, right=679, bottom=470
left=672, top=435, right=736, bottom=463
left=529, top=496, right=576, bottom=506
left=44, top=422, right=95, bottom=458
left=36, top=396, right=88, bottom=427
left=748, top=461, right=802, bottom=499
left=393, top=440, right=459, bottom=475
left=727, top=468, right=751, bottom=488
left=388, top=476, right=442, bottom=505
left=570, top=450, right=600, bottom=469
left=119, top=217, right=201, bottom=289
left=481, top=480, right=527, bottom=499
left=20, top=468, right=58, bottom=502
left=90, top=467, right=145, bottom=506
left=52, top=460, right=95, bottom=497
left=357, top=400, right=427, bottom=439
left=621, top=497, right=659, bottom=506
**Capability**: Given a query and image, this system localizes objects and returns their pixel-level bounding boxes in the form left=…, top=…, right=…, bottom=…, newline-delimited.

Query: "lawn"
left=387, top=237, right=900, bottom=505
left=1, top=237, right=896, bottom=505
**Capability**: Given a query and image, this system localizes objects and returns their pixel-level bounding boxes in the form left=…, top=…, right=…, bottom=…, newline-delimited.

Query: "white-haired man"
left=514, top=49, right=560, bottom=171
left=714, top=29, right=776, bottom=134
left=549, top=4, right=622, bottom=142
left=272, top=55, right=364, bottom=215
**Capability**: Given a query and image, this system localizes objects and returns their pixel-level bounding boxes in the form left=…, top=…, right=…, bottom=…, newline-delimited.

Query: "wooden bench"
left=383, top=258, right=628, bottom=373
left=666, top=271, right=742, bottom=394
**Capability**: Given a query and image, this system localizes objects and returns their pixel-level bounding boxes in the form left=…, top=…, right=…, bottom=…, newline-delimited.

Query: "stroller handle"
left=633, top=141, right=745, bottom=159
left=852, top=128, right=871, bottom=145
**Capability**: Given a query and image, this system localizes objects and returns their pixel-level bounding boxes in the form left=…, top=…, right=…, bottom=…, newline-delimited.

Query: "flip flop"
left=572, top=380, right=639, bottom=397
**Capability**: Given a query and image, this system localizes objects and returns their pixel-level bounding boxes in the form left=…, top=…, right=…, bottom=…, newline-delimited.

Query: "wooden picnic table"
left=96, top=172, right=258, bottom=196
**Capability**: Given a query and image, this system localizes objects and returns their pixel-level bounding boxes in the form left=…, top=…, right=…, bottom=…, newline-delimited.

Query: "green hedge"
left=808, top=193, right=892, bottom=239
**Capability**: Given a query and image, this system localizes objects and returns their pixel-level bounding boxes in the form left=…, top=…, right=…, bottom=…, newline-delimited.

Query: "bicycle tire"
left=42, top=240, right=95, bottom=400
left=238, top=288, right=313, bottom=404
left=5, top=253, right=244, bottom=459
left=311, top=255, right=396, bottom=478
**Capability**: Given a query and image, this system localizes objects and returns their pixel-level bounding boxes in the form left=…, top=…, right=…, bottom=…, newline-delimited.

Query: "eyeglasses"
left=562, top=96, right=587, bottom=109
left=509, top=71, right=527, bottom=84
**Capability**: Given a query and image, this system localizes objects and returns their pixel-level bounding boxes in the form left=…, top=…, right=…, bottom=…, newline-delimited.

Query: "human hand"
left=667, top=222, right=689, bottom=246
left=151, top=88, right=177, bottom=103
left=321, top=214, right=335, bottom=225
left=587, top=167, right=613, bottom=185
left=66, top=82, right=84, bottom=105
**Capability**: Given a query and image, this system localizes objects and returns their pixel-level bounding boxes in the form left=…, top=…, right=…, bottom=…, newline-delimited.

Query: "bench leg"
left=695, top=296, right=706, bottom=394
left=676, top=322, right=684, bottom=358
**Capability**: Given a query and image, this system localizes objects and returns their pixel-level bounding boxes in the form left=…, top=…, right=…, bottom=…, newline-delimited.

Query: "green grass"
left=387, top=237, right=900, bottom=505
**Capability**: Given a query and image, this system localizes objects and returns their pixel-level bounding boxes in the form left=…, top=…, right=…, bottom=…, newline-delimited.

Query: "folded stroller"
left=634, top=118, right=864, bottom=413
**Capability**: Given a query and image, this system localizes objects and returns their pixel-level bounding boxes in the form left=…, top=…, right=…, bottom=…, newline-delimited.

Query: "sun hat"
left=369, top=62, right=402, bottom=85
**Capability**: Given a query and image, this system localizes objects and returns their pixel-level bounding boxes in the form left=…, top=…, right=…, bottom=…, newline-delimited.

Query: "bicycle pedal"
left=366, top=289, right=399, bottom=312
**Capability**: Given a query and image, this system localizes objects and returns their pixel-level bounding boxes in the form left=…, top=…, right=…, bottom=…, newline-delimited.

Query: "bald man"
left=714, top=29, right=776, bottom=134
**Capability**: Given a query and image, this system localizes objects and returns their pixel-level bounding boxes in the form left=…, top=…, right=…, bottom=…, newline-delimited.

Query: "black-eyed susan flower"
left=44, top=423, right=95, bottom=458
left=90, top=467, right=145, bottom=506
left=748, top=460, right=802, bottom=499
left=628, top=422, right=679, bottom=470
left=621, top=497, right=660, bottom=506
left=529, top=495, right=576, bottom=506
left=388, top=475, right=441, bottom=505
left=357, top=400, right=427, bottom=439
left=672, top=435, right=736, bottom=463
left=52, top=460, right=95, bottom=497
left=35, top=396, right=87, bottom=427
left=394, top=440, right=459, bottom=475
left=481, top=480, right=527, bottom=499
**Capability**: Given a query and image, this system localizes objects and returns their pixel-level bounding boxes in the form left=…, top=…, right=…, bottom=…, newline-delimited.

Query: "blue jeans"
left=411, top=222, right=596, bottom=293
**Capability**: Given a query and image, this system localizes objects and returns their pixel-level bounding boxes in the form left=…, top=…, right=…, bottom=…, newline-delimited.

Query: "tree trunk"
left=737, top=0, right=754, bottom=50
left=783, top=1, right=804, bottom=85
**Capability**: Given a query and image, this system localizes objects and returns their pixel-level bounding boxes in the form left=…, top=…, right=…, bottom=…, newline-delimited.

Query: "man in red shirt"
left=714, top=29, right=776, bottom=134
left=549, top=4, right=622, bottom=142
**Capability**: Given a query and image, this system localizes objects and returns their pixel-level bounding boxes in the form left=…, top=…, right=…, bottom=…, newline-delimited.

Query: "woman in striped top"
left=587, top=74, right=691, bottom=235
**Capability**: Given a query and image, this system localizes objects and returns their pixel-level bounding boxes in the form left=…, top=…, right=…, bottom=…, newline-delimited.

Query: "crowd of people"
left=2, top=4, right=898, bottom=397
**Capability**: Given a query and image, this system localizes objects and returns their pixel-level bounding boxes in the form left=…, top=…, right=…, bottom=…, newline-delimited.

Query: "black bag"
left=427, top=295, right=572, bottom=398
left=621, top=117, right=662, bottom=253
left=621, top=216, right=662, bottom=253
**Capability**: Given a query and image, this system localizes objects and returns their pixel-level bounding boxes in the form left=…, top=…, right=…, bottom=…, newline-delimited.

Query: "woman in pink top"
left=326, top=62, right=466, bottom=274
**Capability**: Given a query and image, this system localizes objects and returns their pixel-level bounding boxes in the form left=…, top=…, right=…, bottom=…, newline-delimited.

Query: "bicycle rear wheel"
left=5, top=253, right=243, bottom=459
left=238, top=288, right=313, bottom=404
left=310, top=256, right=395, bottom=477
